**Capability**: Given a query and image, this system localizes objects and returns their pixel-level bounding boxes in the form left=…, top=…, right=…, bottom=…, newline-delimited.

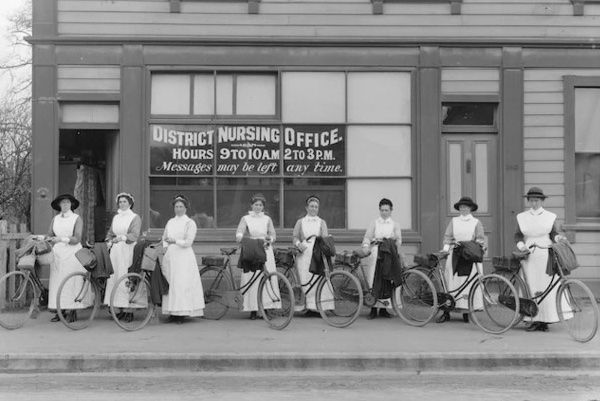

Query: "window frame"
left=145, top=66, right=419, bottom=241
left=564, top=75, right=600, bottom=228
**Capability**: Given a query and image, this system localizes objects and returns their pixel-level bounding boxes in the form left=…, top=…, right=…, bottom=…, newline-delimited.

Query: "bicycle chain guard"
left=438, top=292, right=455, bottom=311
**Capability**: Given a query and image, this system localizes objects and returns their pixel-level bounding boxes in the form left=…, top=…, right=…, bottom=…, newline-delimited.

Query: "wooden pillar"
left=501, top=47, right=524, bottom=255
left=121, top=45, right=146, bottom=229
left=418, top=47, right=442, bottom=252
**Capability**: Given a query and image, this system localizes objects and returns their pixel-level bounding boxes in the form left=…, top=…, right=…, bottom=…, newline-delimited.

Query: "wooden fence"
left=0, top=221, right=31, bottom=309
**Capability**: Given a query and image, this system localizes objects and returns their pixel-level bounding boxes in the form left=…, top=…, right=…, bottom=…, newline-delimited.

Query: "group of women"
left=45, top=185, right=565, bottom=332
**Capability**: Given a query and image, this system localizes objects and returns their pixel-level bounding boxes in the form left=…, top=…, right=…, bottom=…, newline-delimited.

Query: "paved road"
left=0, top=371, right=598, bottom=401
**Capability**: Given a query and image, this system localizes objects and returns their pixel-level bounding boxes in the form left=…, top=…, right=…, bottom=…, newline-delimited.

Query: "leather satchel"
left=142, top=243, right=164, bottom=271
left=75, top=248, right=97, bottom=271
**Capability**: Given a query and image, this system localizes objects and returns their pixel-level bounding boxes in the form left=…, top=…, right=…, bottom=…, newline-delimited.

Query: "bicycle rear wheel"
left=56, top=272, right=99, bottom=330
left=258, top=271, right=294, bottom=330
left=199, top=266, right=232, bottom=320
left=392, top=269, right=438, bottom=327
left=469, top=273, right=519, bottom=334
left=110, top=273, right=154, bottom=331
left=0, top=271, right=35, bottom=330
left=556, top=279, right=599, bottom=343
left=493, top=270, right=530, bottom=327
left=316, top=270, right=363, bottom=328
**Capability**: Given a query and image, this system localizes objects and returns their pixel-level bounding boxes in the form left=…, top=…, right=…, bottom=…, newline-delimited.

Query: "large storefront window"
left=149, top=71, right=413, bottom=230
left=574, top=88, right=600, bottom=218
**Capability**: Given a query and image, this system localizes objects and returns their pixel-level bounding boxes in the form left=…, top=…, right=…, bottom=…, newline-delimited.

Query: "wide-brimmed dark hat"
left=453, top=196, right=478, bottom=212
left=51, top=194, right=79, bottom=211
left=524, top=187, right=547, bottom=199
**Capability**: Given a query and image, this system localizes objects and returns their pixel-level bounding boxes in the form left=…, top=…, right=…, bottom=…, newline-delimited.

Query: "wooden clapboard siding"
left=56, top=0, right=600, bottom=40
left=441, top=68, right=499, bottom=94
left=523, top=68, right=600, bottom=284
left=57, top=65, right=121, bottom=93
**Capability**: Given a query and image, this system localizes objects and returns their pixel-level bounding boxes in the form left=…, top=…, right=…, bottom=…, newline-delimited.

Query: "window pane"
left=61, top=103, right=119, bottom=123
left=216, top=178, right=280, bottom=228
left=474, top=142, right=489, bottom=214
left=282, top=72, right=345, bottom=123
left=216, top=74, right=233, bottom=115
left=151, top=75, right=190, bottom=115
left=347, top=72, right=411, bottom=123
left=575, top=153, right=600, bottom=218
left=347, top=179, right=412, bottom=230
left=283, top=178, right=345, bottom=228
left=347, top=125, right=410, bottom=177
left=447, top=142, right=463, bottom=213
left=193, top=74, right=214, bottom=115
left=575, top=88, right=600, bottom=153
left=442, top=103, right=495, bottom=126
left=149, top=177, right=214, bottom=229
left=236, top=74, right=276, bottom=115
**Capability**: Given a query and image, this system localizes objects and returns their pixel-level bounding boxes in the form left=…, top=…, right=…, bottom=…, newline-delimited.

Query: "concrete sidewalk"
left=1, top=310, right=598, bottom=373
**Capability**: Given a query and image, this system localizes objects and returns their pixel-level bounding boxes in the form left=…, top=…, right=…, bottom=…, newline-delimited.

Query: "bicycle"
left=199, top=245, right=295, bottom=330
left=107, top=254, right=155, bottom=332
left=492, top=243, right=599, bottom=343
left=0, top=261, right=48, bottom=330
left=274, top=245, right=363, bottom=328
left=333, top=244, right=439, bottom=327
left=411, top=247, right=520, bottom=334
left=56, top=267, right=103, bottom=331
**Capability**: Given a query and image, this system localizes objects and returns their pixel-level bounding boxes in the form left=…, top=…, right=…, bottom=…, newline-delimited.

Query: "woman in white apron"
left=515, top=187, right=567, bottom=332
left=235, top=193, right=280, bottom=320
left=47, top=194, right=88, bottom=323
left=103, top=193, right=142, bottom=322
left=161, top=195, right=205, bottom=324
left=292, top=195, right=334, bottom=316
left=361, top=198, right=403, bottom=320
left=437, top=196, right=485, bottom=324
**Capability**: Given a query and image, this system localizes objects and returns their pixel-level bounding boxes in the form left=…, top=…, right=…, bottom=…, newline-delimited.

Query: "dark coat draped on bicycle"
left=373, top=239, right=403, bottom=299
left=309, top=236, right=336, bottom=276
left=238, top=237, right=267, bottom=273
left=452, top=241, right=484, bottom=277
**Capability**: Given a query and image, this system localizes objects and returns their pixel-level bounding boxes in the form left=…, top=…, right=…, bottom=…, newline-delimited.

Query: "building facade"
left=30, top=0, right=600, bottom=291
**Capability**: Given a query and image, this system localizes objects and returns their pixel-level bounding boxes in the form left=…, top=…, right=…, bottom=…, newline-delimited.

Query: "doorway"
left=58, top=130, right=119, bottom=243
left=440, top=133, right=499, bottom=264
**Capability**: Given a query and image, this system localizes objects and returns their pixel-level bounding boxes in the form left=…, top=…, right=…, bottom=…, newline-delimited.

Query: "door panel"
left=441, top=134, right=499, bottom=262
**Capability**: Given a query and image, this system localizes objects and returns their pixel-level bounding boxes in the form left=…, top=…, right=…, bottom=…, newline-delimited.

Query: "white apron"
left=444, top=215, right=483, bottom=310
left=517, top=209, right=571, bottom=323
left=362, top=217, right=397, bottom=308
left=239, top=213, right=281, bottom=312
left=103, top=210, right=143, bottom=308
left=161, top=215, right=205, bottom=317
left=48, top=212, right=91, bottom=310
left=295, top=216, right=334, bottom=311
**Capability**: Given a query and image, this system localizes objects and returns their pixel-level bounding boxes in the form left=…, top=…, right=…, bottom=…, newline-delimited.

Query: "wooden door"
left=441, top=134, right=499, bottom=264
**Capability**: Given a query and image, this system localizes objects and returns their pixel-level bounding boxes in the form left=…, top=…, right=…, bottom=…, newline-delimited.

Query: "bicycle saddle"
left=220, top=247, right=238, bottom=256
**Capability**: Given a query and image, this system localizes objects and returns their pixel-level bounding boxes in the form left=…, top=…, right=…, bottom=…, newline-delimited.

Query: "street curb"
left=1, top=352, right=599, bottom=373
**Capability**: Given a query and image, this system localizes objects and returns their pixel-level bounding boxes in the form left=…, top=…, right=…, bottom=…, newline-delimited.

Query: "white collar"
left=304, top=215, right=320, bottom=222
left=377, top=217, right=393, bottom=224
left=458, top=214, right=473, bottom=221
left=118, top=208, right=133, bottom=215
left=248, top=211, right=264, bottom=218
left=174, top=214, right=189, bottom=221
left=529, top=207, right=544, bottom=216
left=60, top=210, right=73, bottom=218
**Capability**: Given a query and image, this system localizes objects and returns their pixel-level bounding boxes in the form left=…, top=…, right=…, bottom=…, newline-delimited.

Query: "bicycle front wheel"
left=0, top=271, right=35, bottom=330
left=556, top=279, right=599, bottom=343
left=199, top=266, right=232, bottom=320
left=392, top=269, right=438, bottom=327
left=316, top=270, right=363, bottom=328
left=258, top=271, right=294, bottom=330
left=56, top=272, right=99, bottom=330
left=469, top=273, right=519, bottom=335
left=110, top=273, right=154, bottom=331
